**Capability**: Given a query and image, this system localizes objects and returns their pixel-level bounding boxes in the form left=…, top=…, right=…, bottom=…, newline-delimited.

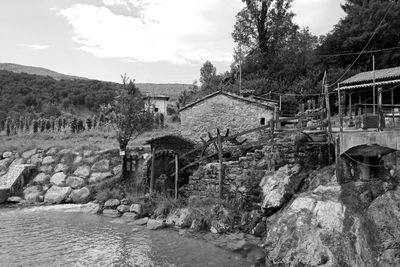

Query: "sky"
left=0, top=0, right=345, bottom=84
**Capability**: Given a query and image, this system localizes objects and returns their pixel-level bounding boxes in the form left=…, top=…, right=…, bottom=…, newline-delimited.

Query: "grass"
left=0, top=120, right=180, bottom=154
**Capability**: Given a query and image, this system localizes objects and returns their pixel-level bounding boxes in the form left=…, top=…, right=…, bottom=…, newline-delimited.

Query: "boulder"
left=134, top=217, right=149, bottom=225
left=89, top=172, right=112, bottom=184
left=50, top=172, right=67, bottom=186
left=46, top=147, right=58, bottom=155
left=146, top=219, right=165, bottom=230
left=54, top=164, right=68, bottom=173
left=165, top=208, right=192, bottom=228
left=120, top=198, right=130, bottom=205
left=73, top=166, right=91, bottom=178
left=44, top=186, right=72, bottom=204
left=2, top=151, right=13, bottom=158
left=33, top=173, right=50, bottom=184
left=91, top=159, right=110, bottom=172
left=83, top=150, right=93, bottom=157
left=0, top=157, right=13, bottom=171
left=368, top=188, right=400, bottom=266
left=129, top=204, right=142, bottom=214
left=39, top=165, right=53, bottom=174
left=42, top=156, right=55, bottom=165
left=117, top=204, right=130, bottom=213
left=23, top=186, right=43, bottom=203
left=264, top=185, right=376, bottom=267
left=80, top=202, right=100, bottom=214
left=66, top=176, right=85, bottom=189
left=73, top=156, right=83, bottom=165
left=113, top=165, right=123, bottom=176
left=22, top=149, right=36, bottom=159
left=29, top=154, right=43, bottom=165
left=7, top=196, right=23, bottom=203
left=102, top=209, right=121, bottom=218
left=104, top=199, right=120, bottom=209
left=122, top=212, right=140, bottom=220
left=260, top=164, right=304, bottom=213
left=70, top=187, right=91, bottom=203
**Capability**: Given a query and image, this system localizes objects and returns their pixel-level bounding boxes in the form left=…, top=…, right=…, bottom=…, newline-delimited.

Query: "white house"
left=143, top=95, right=170, bottom=114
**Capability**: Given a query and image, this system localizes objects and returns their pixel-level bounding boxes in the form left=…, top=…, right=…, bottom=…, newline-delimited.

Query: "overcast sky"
left=0, top=0, right=345, bottom=84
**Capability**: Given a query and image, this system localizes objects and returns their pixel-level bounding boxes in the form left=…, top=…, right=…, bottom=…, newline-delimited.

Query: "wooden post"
left=391, top=89, right=395, bottom=127
left=335, top=135, right=341, bottom=182
left=373, top=55, right=376, bottom=115
left=348, top=92, right=353, bottom=119
left=378, top=87, right=383, bottom=131
left=279, top=95, right=282, bottom=111
left=150, top=146, right=156, bottom=194
left=338, top=85, right=343, bottom=132
left=175, top=154, right=179, bottom=200
left=217, top=132, right=223, bottom=199
left=325, top=83, right=332, bottom=164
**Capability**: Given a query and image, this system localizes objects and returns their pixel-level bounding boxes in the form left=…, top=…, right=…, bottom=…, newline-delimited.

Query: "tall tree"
left=200, top=61, right=217, bottom=88
left=318, top=0, right=400, bottom=70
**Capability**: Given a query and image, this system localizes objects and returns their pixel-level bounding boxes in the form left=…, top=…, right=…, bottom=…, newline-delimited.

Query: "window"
left=260, top=118, right=266, bottom=125
left=154, top=108, right=159, bottom=112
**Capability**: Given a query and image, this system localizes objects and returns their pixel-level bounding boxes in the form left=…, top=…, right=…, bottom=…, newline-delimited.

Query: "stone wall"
left=0, top=147, right=125, bottom=204
left=180, top=94, right=274, bottom=143
left=184, top=136, right=324, bottom=200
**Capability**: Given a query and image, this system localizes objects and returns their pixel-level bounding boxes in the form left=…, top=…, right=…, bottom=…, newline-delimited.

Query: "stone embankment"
left=0, top=147, right=122, bottom=204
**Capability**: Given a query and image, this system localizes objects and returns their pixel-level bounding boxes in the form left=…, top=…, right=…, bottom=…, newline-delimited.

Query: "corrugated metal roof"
left=340, top=66, right=400, bottom=85
left=338, top=79, right=400, bottom=91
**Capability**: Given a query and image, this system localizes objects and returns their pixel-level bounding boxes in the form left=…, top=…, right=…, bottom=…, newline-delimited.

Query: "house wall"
left=180, top=94, right=274, bottom=142
left=145, top=98, right=168, bottom=114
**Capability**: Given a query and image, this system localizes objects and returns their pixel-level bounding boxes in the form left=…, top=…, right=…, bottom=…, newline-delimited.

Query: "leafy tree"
left=200, top=61, right=217, bottom=91
left=115, top=75, right=153, bottom=151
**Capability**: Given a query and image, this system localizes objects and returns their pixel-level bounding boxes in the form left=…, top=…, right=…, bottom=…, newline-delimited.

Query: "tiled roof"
left=179, top=91, right=276, bottom=112
left=340, top=66, right=400, bottom=85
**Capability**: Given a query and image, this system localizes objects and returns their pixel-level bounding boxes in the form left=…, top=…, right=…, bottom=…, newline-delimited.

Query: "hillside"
left=0, top=63, right=191, bottom=100
left=0, top=63, right=85, bottom=80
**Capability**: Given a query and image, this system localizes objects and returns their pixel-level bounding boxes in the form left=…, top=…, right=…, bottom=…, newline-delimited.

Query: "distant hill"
left=0, top=63, right=192, bottom=100
left=0, top=63, right=85, bottom=80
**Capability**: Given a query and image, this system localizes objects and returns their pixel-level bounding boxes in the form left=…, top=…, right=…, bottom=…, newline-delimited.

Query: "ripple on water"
left=0, top=208, right=250, bottom=267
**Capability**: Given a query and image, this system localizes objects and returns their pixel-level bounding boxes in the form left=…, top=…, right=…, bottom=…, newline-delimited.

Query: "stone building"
left=179, top=91, right=277, bottom=142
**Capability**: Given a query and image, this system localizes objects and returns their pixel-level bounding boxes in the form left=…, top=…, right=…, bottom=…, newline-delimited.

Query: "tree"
left=200, top=61, right=217, bottom=90
left=115, top=75, right=153, bottom=151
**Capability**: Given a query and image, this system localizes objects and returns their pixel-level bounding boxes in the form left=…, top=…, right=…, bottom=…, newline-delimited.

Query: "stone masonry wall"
left=180, top=94, right=274, bottom=143
left=184, top=136, right=323, bottom=200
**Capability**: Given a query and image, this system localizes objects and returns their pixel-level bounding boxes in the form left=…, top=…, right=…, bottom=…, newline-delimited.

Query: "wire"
left=343, top=151, right=384, bottom=167
left=327, top=2, right=394, bottom=88
left=318, top=46, right=400, bottom=57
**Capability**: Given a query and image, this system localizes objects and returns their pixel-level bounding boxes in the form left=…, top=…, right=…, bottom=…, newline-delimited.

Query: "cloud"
left=20, top=44, right=50, bottom=50
left=58, top=0, right=243, bottom=64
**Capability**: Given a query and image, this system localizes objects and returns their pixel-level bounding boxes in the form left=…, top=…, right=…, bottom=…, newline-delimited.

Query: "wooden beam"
left=150, top=146, right=156, bottom=194
left=175, top=154, right=179, bottom=200
left=378, top=87, right=383, bottom=131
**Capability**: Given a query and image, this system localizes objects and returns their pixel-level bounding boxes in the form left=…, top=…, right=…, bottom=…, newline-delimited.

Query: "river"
left=0, top=206, right=250, bottom=267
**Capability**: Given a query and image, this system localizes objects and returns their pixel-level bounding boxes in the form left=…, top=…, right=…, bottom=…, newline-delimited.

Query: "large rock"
left=129, top=204, right=142, bottom=214
left=39, top=165, right=53, bottom=174
left=7, top=196, right=23, bottom=203
left=368, top=188, right=400, bottom=266
left=73, top=166, right=91, bottom=178
left=113, top=165, right=122, bottom=176
left=22, top=149, right=37, bottom=159
left=23, top=186, right=43, bottom=203
left=29, top=154, right=43, bottom=165
left=2, top=151, right=13, bottom=158
left=134, top=217, right=149, bottom=225
left=117, top=204, right=130, bottom=213
left=102, top=209, right=121, bottom=218
left=166, top=208, right=192, bottom=228
left=42, top=156, right=55, bottom=165
left=46, top=147, right=58, bottom=155
left=66, top=176, right=85, bottom=189
left=50, top=172, right=67, bottom=186
left=54, top=164, right=68, bottom=173
left=91, top=159, right=110, bottom=172
left=260, top=164, right=304, bottom=213
left=80, top=202, right=100, bottom=214
left=146, top=219, right=165, bottom=230
left=33, top=173, right=50, bottom=184
left=89, top=172, right=112, bottom=184
left=69, top=187, right=91, bottom=203
left=104, top=199, right=120, bottom=209
left=264, top=185, right=376, bottom=267
left=44, top=186, right=72, bottom=204
left=0, top=157, right=13, bottom=172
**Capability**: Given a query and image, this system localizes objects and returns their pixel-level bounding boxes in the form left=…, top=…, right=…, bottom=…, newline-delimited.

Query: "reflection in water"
left=0, top=207, right=248, bottom=267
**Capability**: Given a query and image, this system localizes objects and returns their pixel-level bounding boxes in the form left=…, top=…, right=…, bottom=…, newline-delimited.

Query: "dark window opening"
left=260, top=118, right=266, bottom=125
left=154, top=108, right=159, bottom=112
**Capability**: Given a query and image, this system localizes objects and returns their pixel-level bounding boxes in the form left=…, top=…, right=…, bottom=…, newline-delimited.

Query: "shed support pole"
left=378, top=87, right=383, bottom=131
left=175, top=154, right=179, bottom=200
left=150, top=147, right=156, bottom=194
left=391, top=89, right=395, bottom=127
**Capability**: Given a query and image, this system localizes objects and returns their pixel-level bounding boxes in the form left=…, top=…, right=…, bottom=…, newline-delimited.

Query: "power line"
left=318, top=46, right=400, bottom=57
left=327, top=2, right=394, bottom=88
